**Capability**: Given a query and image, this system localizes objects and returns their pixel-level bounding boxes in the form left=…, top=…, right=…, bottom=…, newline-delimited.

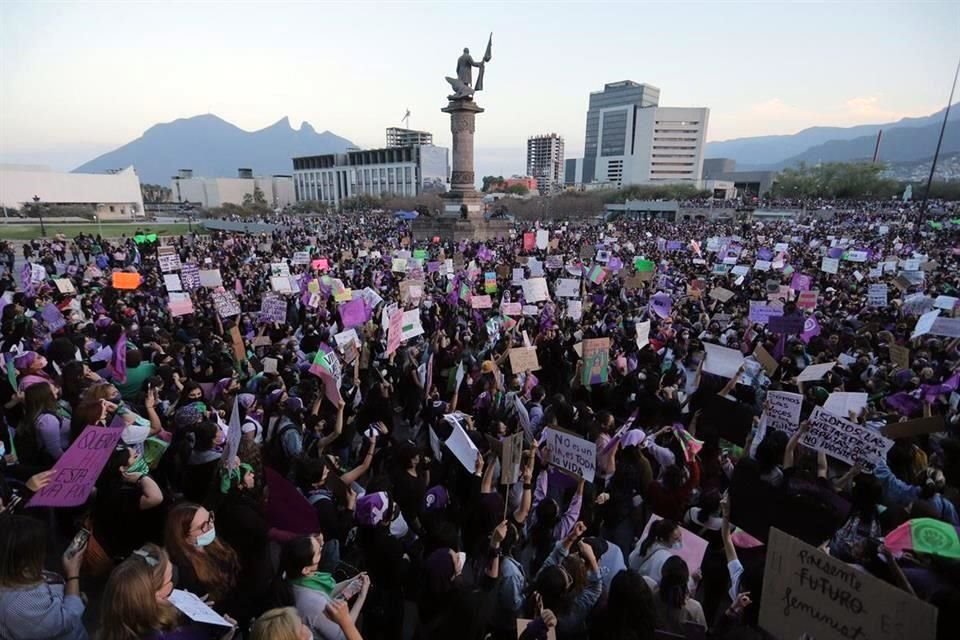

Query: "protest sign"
left=339, top=298, right=368, bottom=328
left=912, top=309, right=940, bottom=339
left=158, top=252, right=181, bottom=273
left=522, top=232, right=535, bottom=252
left=471, top=294, right=492, bottom=309
left=931, top=317, right=960, bottom=338
left=211, top=291, right=241, bottom=318
left=501, top=302, right=522, bottom=316
left=291, top=251, right=310, bottom=265
left=259, top=296, right=287, bottom=324
left=749, top=301, right=782, bottom=325
left=444, top=414, right=479, bottom=471
left=768, top=313, right=804, bottom=335
left=112, top=272, right=141, bottom=290
left=500, top=432, right=524, bottom=485
left=934, top=295, right=958, bottom=311
left=508, top=346, right=540, bottom=372
left=180, top=264, right=200, bottom=290
left=800, top=407, right=893, bottom=472
left=28, top=426, right=125, bottom=507
left=566, top=299, right=583, bottom=321
left=753, top=344, right=779, bottom=375
left=41, top=303, right=67, bottom=333
left=709, top=287, right=735, bottom=303
left=823, top=392, right=868, bottom=419
left=168, top=292, right=194, bottom=317
left=386, top=307, right=403, bottom=356
left=401, top=309, right=424, bottom=341
left=760, top=528, right=937, bottom=640
left=581, top=338, right=609, bottom=386
left=797, top=290, right=818, bottom=310
left=544, top=427, right=596, bottom=483
left=638, top=514, right=708, bottom=573
left=163, top=274, right=182, bottom=292
left=521, top=277, right=549, bottom=303
left=169, top=590, right=233, bottom=627
left=636, top=320, right=651, bottom=351
left=703, top=343, right=744, bottom=379
left=534, top=229, right=549, bottom=250
left=53, top=278, right=76, bottom=294
left=762, top=390, right=803, bottom=434
left=881, top=415, right=947, bottom=439
left=790, top=273, right=811, bottom=291
left=556, top=278, right=580, bottom=298
left=888, top=343, right=910, bottom=370
left=795, top=361, right=836, bottom=382
left=198, top=269, right=223, bottom=288
left=820, top=256, right=839, bottom=274
left=868, top=284, right=888, bottom=307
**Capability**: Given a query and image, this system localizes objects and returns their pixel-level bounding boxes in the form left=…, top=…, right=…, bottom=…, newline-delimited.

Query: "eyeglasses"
left=193, top=511, right=215, bottom=534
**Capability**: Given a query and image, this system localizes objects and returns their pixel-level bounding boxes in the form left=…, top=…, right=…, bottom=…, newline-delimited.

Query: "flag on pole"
left=475, top=33, right=492, bottom=91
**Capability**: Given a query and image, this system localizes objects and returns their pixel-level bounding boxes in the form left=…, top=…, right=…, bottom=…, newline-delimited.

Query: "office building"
left=0, top=164, right=144, bottom=219
left=292, top=144, right=449, bottom=208
left=386, top=127, right=433, bottom=148
left=170, top=169, right=295, bottom=209
left=526, top=134, right=565, bottom=194
left=568, top=81, right=709, bottom=188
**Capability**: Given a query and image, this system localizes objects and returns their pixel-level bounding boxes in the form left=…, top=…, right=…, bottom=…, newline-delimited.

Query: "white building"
left=0, top=164, right=144, bottom=219
left=292, top=145, right=449, bottom=208
left=170, top=169, right=295, bottom=209
left=526, top=134, right=565, bottom=194
left=566, top=81, right=709, bottom=189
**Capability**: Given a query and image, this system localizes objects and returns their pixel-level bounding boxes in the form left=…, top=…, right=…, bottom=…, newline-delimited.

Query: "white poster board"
left=543, top=427, right=596, bottom=482
left=799, top=407, right=893, bottom=472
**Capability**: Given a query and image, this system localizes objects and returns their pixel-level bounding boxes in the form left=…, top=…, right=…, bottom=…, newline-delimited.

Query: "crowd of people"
left=0, top=201, right=959, bottom=640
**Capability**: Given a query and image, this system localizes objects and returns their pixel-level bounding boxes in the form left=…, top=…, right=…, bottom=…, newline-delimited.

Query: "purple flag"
left=790, top=273, right=811, bottom=292
left=800, top=315, right=820, bottom=344
left=112, top=332, right=127, bottom=383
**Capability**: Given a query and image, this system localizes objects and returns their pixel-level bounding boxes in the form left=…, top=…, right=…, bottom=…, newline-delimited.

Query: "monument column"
left=441, top=99, right=484, bottom=218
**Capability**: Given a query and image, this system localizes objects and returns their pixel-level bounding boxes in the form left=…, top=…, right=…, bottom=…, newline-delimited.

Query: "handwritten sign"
left=211, top=291, right=241, bottom=318
left=820, top=256, right=839, bottom=274
left=749, top=301, right=782, bottom=325
left=800, top=407, right=893, bottom=472
left=760, top=528, right=937, bottom=640
left=889, top=344, right=910, bottom=369
left=471, top=294, right=493, bottom=309
left=521, top=277, right=549, bottom=303
left=500, top=432, right=523, bottom=485
left=259, top=296, right=287, bottom=324
left=556, top=278, right=580, bottom=298
left=762, top=391, right=803, bottom=434
left=198, top=269, right=223, bottom=288
left=544, top=428, right=596, bottom=483
left=28, top=426, right=125, bottom=507
left=508, top=346, right=540, bottom=373
left=158, top=252, right=181, bottom=273
left=168, top=590, right=233, bottom=627
left=581, top=338, right=609, bottom=385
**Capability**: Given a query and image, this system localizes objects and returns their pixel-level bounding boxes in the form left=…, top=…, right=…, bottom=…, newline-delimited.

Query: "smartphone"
left=65, top=528, right=90, bottom=559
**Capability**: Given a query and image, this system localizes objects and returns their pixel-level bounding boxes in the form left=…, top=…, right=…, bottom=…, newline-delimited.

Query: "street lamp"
left=94, top=214, right=103, bottom=237
left=32, top=195, right=46, bottom=237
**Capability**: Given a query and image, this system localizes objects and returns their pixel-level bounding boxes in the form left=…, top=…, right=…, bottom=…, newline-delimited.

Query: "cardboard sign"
left=500, top=432, right=524, bottom=485
left=53, top=278, right=76, bottom=294
left=888, top=344, right=910, bottom=370
left=28, top=426, right=125, bottom=507
left=112, top=272, right=141, bottom=290
left=211, top=291, right=241, bottom=318
left=544, top=427, right=596, bottom=483
left=760, top=528, right=937, bottom=640
left=881, top=415, right=946, bottom=439
left=762, top=390, right=803, bottom=434
left=800, top=407, right=894, bottom=472
left=198, top=269, right=223, bottom=288
left=709, top=287, right=735, bottom=303
left=508, top=346, right=540, bottom=372
left=581, top=338, right=609, bottom=385
left=753, top=345, right=779, bottom=376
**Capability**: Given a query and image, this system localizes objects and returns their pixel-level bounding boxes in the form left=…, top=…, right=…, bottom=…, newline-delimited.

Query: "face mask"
left=671, top=541, right=683, bottom=550
left=455, top=552, right=467, bottom=576
left=195, top=527, right=216, bottom=548
left=389, top=511, right=409, bottom=538
left=127, top=456, right=149, bottom=476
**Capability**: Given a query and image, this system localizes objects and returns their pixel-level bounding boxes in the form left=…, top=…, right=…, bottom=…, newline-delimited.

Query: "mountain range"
left=73, top=114, right=355, bottom=184
left=705, top=104, right=959, bottom=170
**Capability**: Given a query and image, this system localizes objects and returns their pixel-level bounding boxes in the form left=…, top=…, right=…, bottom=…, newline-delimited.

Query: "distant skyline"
left=1, top=0, right=957, bottom=178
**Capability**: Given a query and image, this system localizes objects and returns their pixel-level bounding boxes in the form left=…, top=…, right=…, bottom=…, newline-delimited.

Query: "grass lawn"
left=0, top=222, right=204, bottom=241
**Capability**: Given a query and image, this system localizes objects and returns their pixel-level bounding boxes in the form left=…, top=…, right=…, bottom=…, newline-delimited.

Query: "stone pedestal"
left=440, top=98, right=485, bottom=218
left=411, top=216, right=512, bottom=242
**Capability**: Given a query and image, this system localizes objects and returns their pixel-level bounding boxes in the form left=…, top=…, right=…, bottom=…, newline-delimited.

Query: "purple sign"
left=260, top=296, right=287, bottom=324
left=339, top=298, right=368, bottom=329
left=650, top=292, right=672, bottom=319
left=180, top=264, right=200, bottom=290
left=607, top=256, right=623, bottom=272
left=758, top=248, right=773, bottom=261
left=29, top=426, right=125, bottom=508
left=41, top=303, right=67, bottom=333
left=827, top=247, right=844, bottom=259
left=666, top=241, right=683, bottom=251
left=800, top=315, right=821, bottom=343
left=790, top=273, right=812, bottom=292
left=768, top=313, right=805, bottom=335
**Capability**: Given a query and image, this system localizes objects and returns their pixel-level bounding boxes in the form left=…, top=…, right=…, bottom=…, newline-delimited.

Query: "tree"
left=482, top=175, right=505, bottom=192
left=242, top=193, right=254, bottom=208
left=253, top=185, right=267, bottom=205
left=141, top=184, right=172, bottom=203
left=506, top=183, right=529, bottom=196
left=770, top=162, right=899, bottom=199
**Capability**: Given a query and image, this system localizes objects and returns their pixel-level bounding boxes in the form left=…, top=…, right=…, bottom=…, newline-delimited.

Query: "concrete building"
left=0, top=164, right=144, bottom=219
left=386, top=127, right=433, bottom=148
left=701, top=158, right=777, bottom=197
left=526, top=134, right=565, bottom=194
left=292, top=144, right=449, bottom=208
left=568, top=81, right=709, bottom=189
left=170, top=170, right=295, bottom=209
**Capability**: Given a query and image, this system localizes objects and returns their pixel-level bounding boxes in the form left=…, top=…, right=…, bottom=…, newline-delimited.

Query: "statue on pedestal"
left=446, top=33, right=492, bottom=100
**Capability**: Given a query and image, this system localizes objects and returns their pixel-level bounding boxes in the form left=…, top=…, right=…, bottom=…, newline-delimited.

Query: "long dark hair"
left=0, top=515, right=47, bottom=587
left=275, top=536, right=317, bottom=606
left=605, top=569, right=656, bottom=640
left=658, top=555, right=689, bottom=610
left=638, top=519, right=678, bottom=558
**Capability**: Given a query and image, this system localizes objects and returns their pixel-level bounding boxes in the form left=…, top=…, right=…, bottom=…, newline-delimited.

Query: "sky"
left=1, top=0, right=958, bottom=178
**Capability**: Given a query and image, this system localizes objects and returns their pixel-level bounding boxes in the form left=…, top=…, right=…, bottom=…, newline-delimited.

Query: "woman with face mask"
left=98, top=543, right=235, bottom=640
left=276, top=535, right=369, bottom=640
left=629, top=519, right=682, bottom=584
left=89, top=443, right=165, bottom=567
left=164, top=502, right=245, bottom=626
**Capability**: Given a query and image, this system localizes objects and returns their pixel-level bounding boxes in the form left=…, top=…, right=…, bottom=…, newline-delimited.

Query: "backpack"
left=265, top=418, right=300, bottom=473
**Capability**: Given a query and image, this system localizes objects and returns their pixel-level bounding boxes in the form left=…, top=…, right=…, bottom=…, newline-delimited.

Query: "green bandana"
left=127, top=456, right=150, bottom=476
left=292, top=571, right=336, bottom=595
left=219, top=462, right=254, bottom=494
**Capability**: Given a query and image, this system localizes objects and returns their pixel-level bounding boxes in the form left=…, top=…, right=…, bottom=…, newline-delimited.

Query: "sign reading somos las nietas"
left=760, top=528, right=937, bottom=640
